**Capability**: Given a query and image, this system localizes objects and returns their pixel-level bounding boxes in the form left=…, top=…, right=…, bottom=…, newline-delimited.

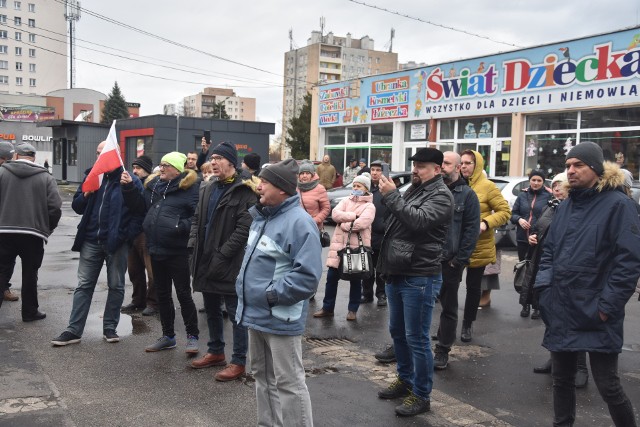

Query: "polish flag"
left=82, top=120, right=124, bottom=193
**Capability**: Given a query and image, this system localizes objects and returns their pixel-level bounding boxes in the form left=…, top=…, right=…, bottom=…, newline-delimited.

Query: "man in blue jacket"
left=433, top=151, right=480, bottom=370
left=535, top=141, right=640, bottom=427
left=52, top=141, right=144, bottom=346
left=236, top=159, right=322, bottom=427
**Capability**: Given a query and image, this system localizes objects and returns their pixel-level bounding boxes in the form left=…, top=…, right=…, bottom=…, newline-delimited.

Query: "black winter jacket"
left=369, top=184, right=388, bottom=250
left=377, top=175, right=453, bottom=277
left=189, top=174, right=258, bottom=295
left=442, top=177, right=480, bottom=267
left=122, top=170, right=199, bottom=257
left=510, top=186, right=552, bottom=243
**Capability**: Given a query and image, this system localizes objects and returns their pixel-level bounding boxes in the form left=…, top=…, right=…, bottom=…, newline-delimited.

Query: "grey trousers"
left=248, top=329, right=313, bottom=427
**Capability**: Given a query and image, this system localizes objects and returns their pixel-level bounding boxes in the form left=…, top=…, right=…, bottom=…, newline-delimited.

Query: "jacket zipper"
left=96, top=180, right=110, bottom=241
left=238, top=216, right=269, bottom=324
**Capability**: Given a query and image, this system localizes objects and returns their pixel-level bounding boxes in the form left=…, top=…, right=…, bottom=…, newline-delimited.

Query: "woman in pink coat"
left=297, top=162, right=330, bottom=229
left=314, top=173, right=375, bottom=321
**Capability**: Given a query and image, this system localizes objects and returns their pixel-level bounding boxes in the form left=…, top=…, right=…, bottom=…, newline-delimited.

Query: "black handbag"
left=337, top=223, right=373, bottom=280
left=320, top=229, right=331, bottom=248
left=513, top=259, right=531, bottom=294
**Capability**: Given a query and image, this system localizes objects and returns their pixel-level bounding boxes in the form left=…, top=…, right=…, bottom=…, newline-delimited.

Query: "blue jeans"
left=203, top=292, right=247, bottom=366
left=66, top=241, right=129, bottom=336
left=386, top=274, right=440, bottom=400
left=322, top=267, right=361, bottom=313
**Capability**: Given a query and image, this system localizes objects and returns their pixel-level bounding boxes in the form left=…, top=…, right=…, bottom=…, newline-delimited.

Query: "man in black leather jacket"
left=376, top=148, right=453, bottom=417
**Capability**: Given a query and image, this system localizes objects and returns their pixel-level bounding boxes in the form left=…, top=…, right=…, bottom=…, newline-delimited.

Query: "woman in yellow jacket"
left=459, top=150, right=511, bottom=343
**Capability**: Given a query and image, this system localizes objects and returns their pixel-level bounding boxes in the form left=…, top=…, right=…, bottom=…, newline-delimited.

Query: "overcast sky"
left=73, top=0, right=640, bottom=135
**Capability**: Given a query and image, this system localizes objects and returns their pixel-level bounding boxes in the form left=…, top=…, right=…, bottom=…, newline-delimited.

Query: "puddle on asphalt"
left=82, top=312, right=150, bottom=337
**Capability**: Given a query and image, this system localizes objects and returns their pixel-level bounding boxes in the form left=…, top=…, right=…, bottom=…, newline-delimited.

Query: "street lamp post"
left=217, top=96, right=231, bottom=119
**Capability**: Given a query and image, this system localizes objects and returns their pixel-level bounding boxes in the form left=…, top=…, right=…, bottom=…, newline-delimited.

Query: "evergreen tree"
left=101, top=82, right=130, bottom=124
left=213, top=102, right=230, bottom=119
left=285, top=92, right=311, bottom=159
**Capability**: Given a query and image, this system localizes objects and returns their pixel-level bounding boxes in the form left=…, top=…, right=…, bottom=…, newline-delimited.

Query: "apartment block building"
left=0, top=0, right=67, bottom=95
left=182, top=87, right=256, bottom=121
left=282, top=30, right=398, bottom=139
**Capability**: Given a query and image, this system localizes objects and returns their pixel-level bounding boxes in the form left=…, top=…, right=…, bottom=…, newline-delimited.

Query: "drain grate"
left=306, top=337, right=353, bottom=347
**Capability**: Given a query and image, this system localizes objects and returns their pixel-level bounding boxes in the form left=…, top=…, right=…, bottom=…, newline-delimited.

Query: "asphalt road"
left=1, top=192, right=639, bottom=426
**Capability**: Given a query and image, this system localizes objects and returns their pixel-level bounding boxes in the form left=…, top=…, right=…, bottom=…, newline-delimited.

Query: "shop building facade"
left=313, top=27, right=640, bottom=178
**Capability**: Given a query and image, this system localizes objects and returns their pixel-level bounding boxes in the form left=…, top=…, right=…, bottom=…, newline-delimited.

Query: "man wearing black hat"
left=236, top=158, right=322, bottom=426
left=189, top=141, right=258, bottom=381
left=0, top=142, right=62, bottom=319
left=241, top=152, right=261, bottom=178
left=121, top=155, right=158, bottom=316
left=376, top=147, right=453, bottom=417
left=535, top=141, right=640, bottom=426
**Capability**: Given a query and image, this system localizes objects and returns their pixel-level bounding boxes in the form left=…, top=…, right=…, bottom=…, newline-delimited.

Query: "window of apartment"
left=0, top=75, right=8, bottom=84
left=27, top=2, right=33, bottom=12
left=28, top=62, right=34, bottom=71
left=14, top=16, right=20, bottom=25
left=0, top=14, right=6, bottom=22
left=0, top=1, right=6, bottom=8
left=15, top=76, right=21, bottom=85
left=27, top=18, right=33, bottom=27
left=28, top=48, right=34, bottom=56
left=15, top=31, right=21, bottom=40
left=15, top=46, right=20, bottom=55
left=28, top=77, right=34, bottom=86
left=0, top=45, right=7, bottom=54
left=0, top=60, right=6, bottom=69
left=13, top=1, right=20, bottom=9
left=14, top=61, right=20, bottom=70
left=28, top=32, right=34, bottom=42
left=0, top=31, right=7, bottom=39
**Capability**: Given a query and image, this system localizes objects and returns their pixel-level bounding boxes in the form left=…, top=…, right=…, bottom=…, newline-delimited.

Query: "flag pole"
left=111, top=120, right=125, bottom=169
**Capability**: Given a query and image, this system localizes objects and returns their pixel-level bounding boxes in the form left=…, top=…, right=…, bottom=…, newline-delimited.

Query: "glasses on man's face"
left=159, top=163, right=172, bottom=169
left=461, top=161, right=475, bottom=166
left=210, top=155, right=224, bottom=162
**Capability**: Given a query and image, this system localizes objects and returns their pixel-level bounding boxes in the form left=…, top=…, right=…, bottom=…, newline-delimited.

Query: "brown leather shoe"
left=214, top=363, right=245, bottom=382
left=346, top=311, right=357, bottom=321
left=4, top=289, right=19, bottom=301
left=313, top=309, right=334, bottom=318
left=190, top=353, right=226, bottom=369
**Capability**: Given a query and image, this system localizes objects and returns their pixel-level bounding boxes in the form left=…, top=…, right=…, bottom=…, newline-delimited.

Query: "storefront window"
left=68, top=139, right=77, bottom=166
left=371, top=123, right=393, bottom=144
left=580, top=107, right=640, bottom=129
left=404, top=120, right=429, bottom=141
left=439, top=120, right=455, bottom=140
left=524, top=134, right=577, bottom=177
left=326, top=148, right=345, bottom=175
left=346, top=148, right=369, bottom=166
left=326, top=127, right=345, bottom=145
left=497, top=115, right=512, bottom=138
left=495, top=140, right=511, bottom=176
left=581, top=129, right=640, bottom=178
left=370, top=146, right=392, bottom=166
left=347, top=127, right=368, bottom=143
left=526, top=112, right=578, bottom=131
left=457, top=116, right=494, bottom=139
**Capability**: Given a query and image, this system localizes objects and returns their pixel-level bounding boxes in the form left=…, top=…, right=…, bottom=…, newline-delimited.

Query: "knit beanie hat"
left=566, top=141, right=604, bottom=176
left=132, top=155, right=153, bottom=174
left=0, top=141, right=15, bottom=159
left=352, top=172, right=371, bottom=191
left=243, top=152, right=261, bottom=171
left=259, top=158, right=299, bottom=196
left=211, top=141, right=238, bottom=167
left=528, top=169, right=546, bottom=180
left=551, top=172, right=568, bottom=186
left=161, top=152, right=186, bottom=173
left=298, top=161, right=315, bottom=175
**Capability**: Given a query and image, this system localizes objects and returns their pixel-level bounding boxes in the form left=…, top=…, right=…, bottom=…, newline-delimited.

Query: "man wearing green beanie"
left=120, top=151, right=201, bottom=353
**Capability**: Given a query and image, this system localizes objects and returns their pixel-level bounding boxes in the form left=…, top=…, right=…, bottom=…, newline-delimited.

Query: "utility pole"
left=65, top=0, right=81, bottom=88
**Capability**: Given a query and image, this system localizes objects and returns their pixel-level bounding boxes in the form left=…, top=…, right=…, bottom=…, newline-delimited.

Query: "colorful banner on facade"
left=0, top=106, right=55, bottom=122
left=318, top=27, right=640, bottom=126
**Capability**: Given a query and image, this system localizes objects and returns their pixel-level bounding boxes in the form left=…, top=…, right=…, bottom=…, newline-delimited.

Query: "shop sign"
left=318, top=27, right=640, bottom=126
left=410, top=124, right=427, bottom=140
left=0, top=106, right=55, bottom=122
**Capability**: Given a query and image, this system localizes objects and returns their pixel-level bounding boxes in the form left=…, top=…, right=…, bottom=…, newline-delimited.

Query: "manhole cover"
left=306, top=337, right=353, bottom=347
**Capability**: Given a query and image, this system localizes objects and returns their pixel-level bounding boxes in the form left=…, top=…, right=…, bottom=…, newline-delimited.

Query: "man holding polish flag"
left=52, top=120, right=146, bottom=347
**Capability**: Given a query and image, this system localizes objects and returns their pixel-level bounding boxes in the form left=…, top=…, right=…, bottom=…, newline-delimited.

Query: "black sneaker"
left=376, top=295, right=387, bottom=306
left=120, top=303, right=144, bottom=314
left=51, top=331, right=81, bottom=346
left=374, top=345, right=396, bottom=363
left=378, top=377, right=411, bottom=399
left=461, top=325, right=472, bottom=343
left=395, top=392, right=430, bottom=416
left=103, top=329, right=120, bottom=343
left=434, top=351, right=449, bottom=370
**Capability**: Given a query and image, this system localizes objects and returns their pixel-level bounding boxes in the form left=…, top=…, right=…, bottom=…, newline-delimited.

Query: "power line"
left=347, top=0, right=524, bottom=48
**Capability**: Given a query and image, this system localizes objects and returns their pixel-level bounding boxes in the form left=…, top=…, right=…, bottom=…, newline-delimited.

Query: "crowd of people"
left=1, top=137, right=640, bottom=425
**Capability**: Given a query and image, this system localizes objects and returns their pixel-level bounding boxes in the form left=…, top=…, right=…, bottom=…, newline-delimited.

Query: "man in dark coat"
left=535, top=142, right=640, bottom=427
left=376, top=148, right=453, bottom=417
left=433, top=151, right=480, bottom=370
left=121, top=152, right=200, bottom=353
left=189, top=141, right=258, bottom=382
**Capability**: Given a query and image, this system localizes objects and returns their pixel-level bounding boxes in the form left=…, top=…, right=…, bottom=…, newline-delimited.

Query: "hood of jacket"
left=144, top=168, right=198, bottom=191
left=2, top=160, right=49, bottom=178
left=466, top=150, right=486, bottom=188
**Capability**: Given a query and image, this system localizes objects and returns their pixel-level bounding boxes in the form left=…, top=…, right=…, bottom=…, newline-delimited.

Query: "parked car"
left=326, top=171, right=412, bottom=222
left=489, top=176, right=552, bottom=247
